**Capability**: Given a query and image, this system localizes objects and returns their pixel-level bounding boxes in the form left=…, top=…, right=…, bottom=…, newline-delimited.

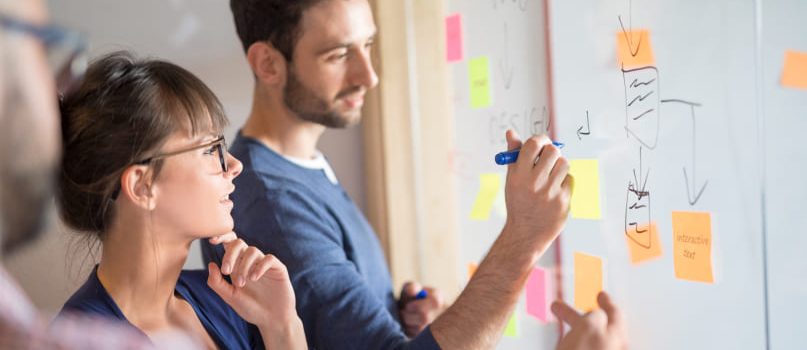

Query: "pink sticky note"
left=445, top=14, right=463, bottom=62
left=526, top=267, right=547, bottom=322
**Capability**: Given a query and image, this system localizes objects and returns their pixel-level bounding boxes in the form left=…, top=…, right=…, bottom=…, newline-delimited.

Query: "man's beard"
left=283, top=67, right=362, bottom=129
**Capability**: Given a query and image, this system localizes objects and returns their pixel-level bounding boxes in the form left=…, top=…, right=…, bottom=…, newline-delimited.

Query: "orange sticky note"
left=626, top=222, right=663, bottom=264
left=467, top=263, right=478, bottom=278
left=574, top=252, right=603, bottom=312
left=781, top=50, right=807, bottom=89
left=616, top=29, right=655, bottom=69
left=672, top=211, right=714, bottom=283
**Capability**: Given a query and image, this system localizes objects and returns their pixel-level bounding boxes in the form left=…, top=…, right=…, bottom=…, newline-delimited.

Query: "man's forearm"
left=429, top=223, right=553, bottom=349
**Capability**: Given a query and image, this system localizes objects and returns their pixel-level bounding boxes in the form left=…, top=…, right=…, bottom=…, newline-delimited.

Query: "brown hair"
left=230, top=0, right=326, bottom=60
left=57, top=51, right=228, bottom=239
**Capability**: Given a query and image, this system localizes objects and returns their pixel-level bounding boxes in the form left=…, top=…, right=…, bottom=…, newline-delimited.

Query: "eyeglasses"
left=0, top=13, right=88, bottom=93
left=111, top=136, right=229, bottom=201
left=135, top=136, right=229, bottom=173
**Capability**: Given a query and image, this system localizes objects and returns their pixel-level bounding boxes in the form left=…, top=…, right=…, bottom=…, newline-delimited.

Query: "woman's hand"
left=206, top=232, right=307, bottom=349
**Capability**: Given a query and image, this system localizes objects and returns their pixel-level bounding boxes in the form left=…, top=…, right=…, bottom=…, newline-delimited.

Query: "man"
left=0, top=1, right=194, bottom=348
left=202, top=0, right=627, bottom=349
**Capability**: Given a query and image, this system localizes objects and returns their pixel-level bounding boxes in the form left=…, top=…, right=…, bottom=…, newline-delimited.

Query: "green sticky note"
left=503, top=312, right=519, bottom=337
left=468, top=56, right=492, bottom=108
left=469, top=173, right=501, bottom=220
left=569, top=159, right=602, bottom=219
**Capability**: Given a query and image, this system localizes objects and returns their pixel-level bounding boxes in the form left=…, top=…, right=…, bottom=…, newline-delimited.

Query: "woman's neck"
left=96, top=216, right=193, bottom=332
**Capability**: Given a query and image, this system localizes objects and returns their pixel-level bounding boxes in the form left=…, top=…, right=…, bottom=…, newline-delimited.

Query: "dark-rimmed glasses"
left=136, top=136, right=229, bottom=173
left=110, top=136, right=229, bottom=201
left=0, top=13, right=88, bottom=93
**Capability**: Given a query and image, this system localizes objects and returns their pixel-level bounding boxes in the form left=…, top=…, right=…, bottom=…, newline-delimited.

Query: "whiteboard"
left=550, top=0, right=768, bottom=349
left=447, top=0, right=559, bottom=348
left=761, top=0, right=807, bottom=348
left=446, top=0, right=791, bottom=349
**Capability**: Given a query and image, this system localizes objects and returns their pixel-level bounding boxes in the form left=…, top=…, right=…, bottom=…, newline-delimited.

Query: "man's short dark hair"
left=230, top=0, right=325, bottom=61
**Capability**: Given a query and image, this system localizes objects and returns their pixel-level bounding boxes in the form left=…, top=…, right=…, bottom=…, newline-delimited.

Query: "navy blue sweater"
left=201, top=133, right=440, bottom=350
left=60, top=267, right=263, bottom=349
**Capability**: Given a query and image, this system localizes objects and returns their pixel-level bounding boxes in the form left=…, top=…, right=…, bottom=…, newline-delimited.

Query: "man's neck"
left=242, top=86, right=325, bottom=160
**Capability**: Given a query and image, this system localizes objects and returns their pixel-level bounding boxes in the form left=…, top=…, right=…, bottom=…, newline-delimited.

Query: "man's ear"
left=246, top=41, right=288, bottom=86
left=119, top=165, right=157, bottom=210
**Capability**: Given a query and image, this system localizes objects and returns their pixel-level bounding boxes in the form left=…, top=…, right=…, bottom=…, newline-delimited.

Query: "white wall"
left=4, top=0, right=367, bottom=313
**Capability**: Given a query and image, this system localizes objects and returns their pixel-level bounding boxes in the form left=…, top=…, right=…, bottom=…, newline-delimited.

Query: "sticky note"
left=468, top=56, right=492, bottom=109
left=469, top=173, right=501, bottom=220
left=445, top=14, right=463, bottom=62
left=574, top=252, right=603, bottom=312
left=467, top=263, right=478, bottom=279
left=626, top=222, right=663, bottom=264
left=781, top=50, right=807, bottom=89
left=616, top=29, right=655, bottom=69
left=503, top=312, right=519, bottom=337
left=672, top=211, right=714, bottom=283
left=526, top=267, right=548, bottom=322
left=492, top=177, right=507, bottom=219
left=569, top=159, right=602, bottom=220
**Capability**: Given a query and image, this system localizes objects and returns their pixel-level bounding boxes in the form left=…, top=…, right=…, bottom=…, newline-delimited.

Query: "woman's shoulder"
left=59, top=266, right=127, bottom=321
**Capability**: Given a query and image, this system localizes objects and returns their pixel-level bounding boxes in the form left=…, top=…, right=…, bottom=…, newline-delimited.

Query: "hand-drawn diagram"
left=623, top=66, right=660, bottom=149
left=499, top=23, right=514, bottom=90
left=577, top=110, right=592, bottom=140
left=625, top=147, right=652, bottom=248
left=491, top=0, right=528, bottom=12
left=660, top=99, right=708, bottom=205
left=487, top=106, right=549, bottom=145
left=615, top=12, right=709, bottom=255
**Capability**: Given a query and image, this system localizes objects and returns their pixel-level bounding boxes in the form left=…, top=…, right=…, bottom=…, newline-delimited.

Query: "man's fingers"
left=505, top=129, right=523, bottom=152
left=551, top=300, right=583, bottom=327
left=401, top=281, right=422, bottom=298
left=548, top=156, right=570, bottom=191
left=598, top=291, right=623, bottom=327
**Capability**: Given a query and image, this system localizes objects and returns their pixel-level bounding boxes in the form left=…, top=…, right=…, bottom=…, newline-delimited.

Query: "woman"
left=57, top=51, right=306, bottom=349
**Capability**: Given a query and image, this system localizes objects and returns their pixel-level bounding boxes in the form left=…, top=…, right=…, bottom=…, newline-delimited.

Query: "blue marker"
left=494, top=141, right=565, bottom=165
left=415, top=289, right=428, bottom=300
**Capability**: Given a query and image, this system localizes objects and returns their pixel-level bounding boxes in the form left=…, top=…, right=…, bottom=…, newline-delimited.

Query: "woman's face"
left=149, top=130, right=242, bottom=241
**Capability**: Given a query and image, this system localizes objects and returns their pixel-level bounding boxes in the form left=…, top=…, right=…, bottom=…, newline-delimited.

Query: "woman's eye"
left=203, top=146, right=217, bottom=155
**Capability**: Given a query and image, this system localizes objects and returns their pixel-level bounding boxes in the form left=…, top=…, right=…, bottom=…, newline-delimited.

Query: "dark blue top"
left=201, top=133, right=440, bottom=350
left=59, top=266, right=264, bottom=350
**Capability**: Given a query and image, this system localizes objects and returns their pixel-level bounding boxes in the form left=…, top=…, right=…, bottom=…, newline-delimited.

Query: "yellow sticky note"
left=469, top=173, right=501, bottom=220
left=503, top=312, right=519, bottom=337
left=569, top=159, right=602, bottom=220
left=616, top=29, right=655, bottom=69
left=574, top=252, right=603, bottom=312
left=468, top=56, right=492, bottom=108
left=672, top=211, right=714, bottom=283
left=781, top=50, right=807, bottom=89
left=626, top=222, right=663, bottom=264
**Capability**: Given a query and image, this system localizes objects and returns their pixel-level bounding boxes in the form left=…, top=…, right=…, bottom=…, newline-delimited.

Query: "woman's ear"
left=119, top=165, right=157, bottom=210
left=246, top=41, right=288, bottom=86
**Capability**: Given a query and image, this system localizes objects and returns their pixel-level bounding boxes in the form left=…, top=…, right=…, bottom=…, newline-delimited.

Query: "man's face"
left=283, top=0, right=378, bottom=128
left=0, top=0, right=61, bottom=255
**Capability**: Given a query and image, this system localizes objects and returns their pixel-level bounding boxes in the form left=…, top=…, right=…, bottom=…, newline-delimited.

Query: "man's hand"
left=552, top=292, right=628, bottom=350
left=398, top=281, right=444, bottom=337
left=502, top=131, right=572, bottom=255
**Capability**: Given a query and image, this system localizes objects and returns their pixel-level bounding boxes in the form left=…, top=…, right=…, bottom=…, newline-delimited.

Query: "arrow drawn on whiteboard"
left=577, top=110, right=591, bottom=140
left=498, top=23, right=514, bottom=90
left=661, top=99, right=708, bottom=205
